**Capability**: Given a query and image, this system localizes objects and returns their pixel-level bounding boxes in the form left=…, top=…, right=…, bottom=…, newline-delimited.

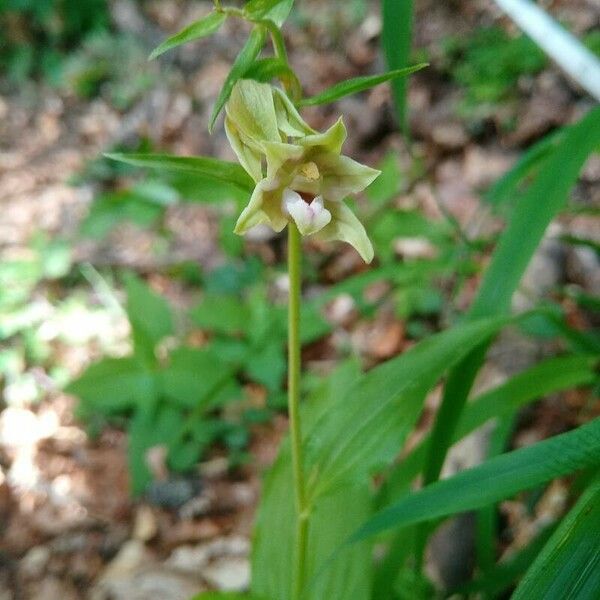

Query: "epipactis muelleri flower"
left=225, top=79, right=380, bottom=262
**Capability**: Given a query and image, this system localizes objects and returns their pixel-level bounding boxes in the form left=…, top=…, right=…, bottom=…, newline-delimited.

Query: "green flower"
left=224, top=79, right=380, bottom=262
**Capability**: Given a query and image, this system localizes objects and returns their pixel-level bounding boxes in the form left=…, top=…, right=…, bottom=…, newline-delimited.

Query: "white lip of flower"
left=224, top=79, right=380, bottom=263
left=283, top=189, right=332, bottom=236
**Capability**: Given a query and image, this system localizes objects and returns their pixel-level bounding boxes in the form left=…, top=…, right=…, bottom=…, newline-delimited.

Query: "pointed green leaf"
left=189, top=294, right=250, bottom=335
left=351, top=417, right=600, bottom=542
left=485, top=129, right=563, bottom=207
left=209, top=26, right=267, bottom=132
left=512, top=476, right=600, bottom=600
left=252, top=362, right=372, bottom=600
left=420, top=104, right=600, bottom=527
left=298, top=64, right=427, bottom=107
left=306, top=316, right=508, bottom=500
left=159, top=347, right=234, bottom=409
left=124, top=273, right=173, bottom=358
left=381, top=0, right=414, bottom=132
left=471, top=105, right=600, bottom=319
left=104, top=153, right=254, bottom=194
left=66, top=357, right=154, bottom=413
left=149, top=11, right=227, bottom=60
left=378, top=353, right=599, bottom=505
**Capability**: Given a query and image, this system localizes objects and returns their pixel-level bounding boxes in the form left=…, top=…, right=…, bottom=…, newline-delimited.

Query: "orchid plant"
left=106, top=2, right=600, bottom=600
left=111, top=2, right=421, bottom=595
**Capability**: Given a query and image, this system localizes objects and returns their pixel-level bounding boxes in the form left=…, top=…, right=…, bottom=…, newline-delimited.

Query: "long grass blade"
left=352, top=417, right=600, bottom=541
left=416, top=105, right=600, bottom=560
left=381, top=0, right=414, bottom=133
left=511, top=476, right=600, bottom=599
left=378, top=353, right=598, bottom=506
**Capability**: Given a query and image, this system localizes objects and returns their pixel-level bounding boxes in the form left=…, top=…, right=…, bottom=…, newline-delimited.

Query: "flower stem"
left=288, top=223, right=308, bottom=600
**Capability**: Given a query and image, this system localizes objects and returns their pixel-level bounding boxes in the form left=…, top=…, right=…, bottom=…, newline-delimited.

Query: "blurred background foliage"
left=1, top=0, right=598, bottom=493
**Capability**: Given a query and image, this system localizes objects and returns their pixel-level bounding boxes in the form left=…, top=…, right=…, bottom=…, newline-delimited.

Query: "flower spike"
left=225, top=79, right=380, bottom=262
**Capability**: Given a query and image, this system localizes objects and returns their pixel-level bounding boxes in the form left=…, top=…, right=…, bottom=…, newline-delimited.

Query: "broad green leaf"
left=105, top=153, right=254, bottom=194
left=379, top=354, right=598, bottom=506
left=254, top=447, right=373, bottom=600
left=80, top=190, right=165, bottom=239
left=252, top=362, right=371, bottom=600
left=128, top=404, right=185, bottom=495
left=209, top=26, right=267, bottom=132
left=149, top=11, right=227, bottom=60
left=189, top=294, right=250, bottom=335
left=512, top=476, right=600, bottom=600
left=299, top=302, right=331, bottom=344
left=66, top=357, right=155, bottom=413
left=298, top=65, right=427, bottom=107
left=351, top=417, right=600, bottom=542
left=366, top=152, right=402, bottom=207
left=381, top=0, right=414, bottom=132
left=166, top=171, right=250, bottom=204
left=243, top=0, right=294, bottom=26
left=159, top=347, right=237, bottom=409
left=124, top=273, right=173, bottom=359
left=306, top=316, right=507, bottom=499
left=168, top=437, right=203, bottom=472
left=244, top=340, right=285, bottom=392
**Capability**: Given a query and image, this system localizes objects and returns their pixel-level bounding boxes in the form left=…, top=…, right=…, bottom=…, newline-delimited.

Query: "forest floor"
left=0, top=1, right=599, bottom=598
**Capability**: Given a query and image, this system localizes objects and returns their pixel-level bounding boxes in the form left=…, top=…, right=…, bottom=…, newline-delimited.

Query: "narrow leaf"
left=105, top=153, right=254, bottom=194
left=306, top=316, right=508, bottom=499
left=419, top=105, right=600, bottom=540
left=485, top=129, right=563, bottom=207
left=209, top=26, right=267, bottom=132
left=512, top=476, right=600, bottom=600
left=352, top=417, right=600, bottom=542
left=458, top=354, right=598, bottom=436
left=381, top=0, right=414, bottom=132
left=471, top=105, right=600, bottom=318
left=298, top=65, right=427, bottom=107
left=378, top=354, right=598, bottom=506
left=149, top=11, right=227, bottom=60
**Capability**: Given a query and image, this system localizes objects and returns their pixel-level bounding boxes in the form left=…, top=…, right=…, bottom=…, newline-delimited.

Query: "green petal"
left=317, top=153, right=381, bottom=201
left=226, top=79, right=281, bottom=145
left=318, top=200, right=374, bottom=263
left=273, top=87, right=315, bottom=138
left=224, top=115, right=263, bottom=182
left=263, top=140, right=304, bottom=180
left=234, top=180, right=288, bottom=234
left=299, top=117, right=347, bottom=154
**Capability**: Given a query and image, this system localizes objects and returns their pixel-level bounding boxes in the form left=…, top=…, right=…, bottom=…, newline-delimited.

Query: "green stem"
left=288, top=223, right=308, bottom=600
left=265, top=21, right=302, bottom=103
